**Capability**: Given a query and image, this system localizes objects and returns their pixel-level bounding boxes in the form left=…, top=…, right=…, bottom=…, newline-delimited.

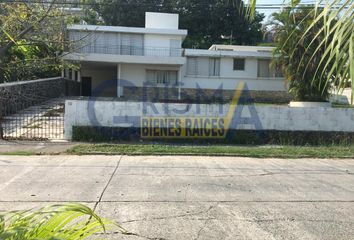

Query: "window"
left=121, top=33, right=144, bottom=56
left=146, top=70, right=178, bottom=85
left=187, top=57, right=220, bottom=76
left=209, top=58, right=220, bottom=76
left=187, top=57, right=198, bottom=75
left=257, top=60, right=270, bottom=77
left=170, top=39, right=181, bottom=57
left=257, top=60, right=284, bottom=78
left=233, top=58, right=245, bottom=71
left=274, top=64, right=284, bottom=77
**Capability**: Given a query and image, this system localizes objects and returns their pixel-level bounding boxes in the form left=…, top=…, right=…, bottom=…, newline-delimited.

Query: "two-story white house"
left=63, top=12, right=289, bottom=103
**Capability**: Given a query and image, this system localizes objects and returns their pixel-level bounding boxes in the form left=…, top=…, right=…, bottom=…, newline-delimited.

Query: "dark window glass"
left=233, top=58, right=245, bottom=71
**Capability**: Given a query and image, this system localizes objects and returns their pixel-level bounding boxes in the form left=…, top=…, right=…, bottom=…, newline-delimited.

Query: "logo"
left=87, top=79, right=263, bottom=140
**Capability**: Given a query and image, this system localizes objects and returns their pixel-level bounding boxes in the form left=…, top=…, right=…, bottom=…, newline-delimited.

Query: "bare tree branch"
left=0, top=0, right=57, bottom=58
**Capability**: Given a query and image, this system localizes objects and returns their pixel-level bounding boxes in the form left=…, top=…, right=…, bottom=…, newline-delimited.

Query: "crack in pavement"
left=107, top=204, right=219, bottom=240
left=99, top=170, right=354, bottom=177
left=192, top=203, right=218, bottom=240
left=97, top=230, right=168, bottom=240
left=121, top=204, right=217, bottom=224
left=123, top=231, right=168, bottom=240
left=93, top=155, right=123, bottom=212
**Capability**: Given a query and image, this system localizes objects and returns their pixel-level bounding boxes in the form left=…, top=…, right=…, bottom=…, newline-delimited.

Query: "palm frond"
left=0, top=203, right=121, bottom=240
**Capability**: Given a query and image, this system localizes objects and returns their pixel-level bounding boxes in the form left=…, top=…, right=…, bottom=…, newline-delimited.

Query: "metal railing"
left=0, top=97, right=66, bottom=140
left=71, top=44, right=183, bottom=57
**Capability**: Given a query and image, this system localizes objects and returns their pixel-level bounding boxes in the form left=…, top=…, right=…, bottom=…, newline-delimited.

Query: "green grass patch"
left=67, top=144, right=354, bottom=158
left=331, top=102, right=354, bottom=108
left=1, top=151, right=37, bottom=156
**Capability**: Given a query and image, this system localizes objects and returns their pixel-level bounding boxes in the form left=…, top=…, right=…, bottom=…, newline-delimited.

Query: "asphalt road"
left=0, top=155, right=354, bottom=239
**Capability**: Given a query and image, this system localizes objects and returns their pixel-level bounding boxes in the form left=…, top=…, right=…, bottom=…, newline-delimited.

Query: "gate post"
left=0, top=101, right=3, bottom=139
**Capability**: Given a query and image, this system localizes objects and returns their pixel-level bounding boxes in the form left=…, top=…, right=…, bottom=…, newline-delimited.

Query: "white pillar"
left=117, top=64, right=122, bottom=97
left=178, top=68, right=182, bottom=100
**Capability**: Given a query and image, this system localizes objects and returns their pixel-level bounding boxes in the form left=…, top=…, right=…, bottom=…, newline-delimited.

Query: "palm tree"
left=248, top=0, right=354, bottom=102
left=0, top=203, right=122, bottom=240
left=270, top=5, right=334, bottom=101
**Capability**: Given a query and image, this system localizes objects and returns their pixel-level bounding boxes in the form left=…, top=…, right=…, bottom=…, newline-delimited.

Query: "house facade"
left=63, top=12, right=289, bottom=103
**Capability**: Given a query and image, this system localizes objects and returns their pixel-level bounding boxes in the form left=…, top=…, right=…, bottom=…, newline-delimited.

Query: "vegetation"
left=68, top=143, right=354, bottom=158
left=94, top=0, right=265, bottom=48
left=0, top=203, right=119, bottom=240
left=260, top=0, right=353, bottom=102
left=0, top=151, right=37, bottom=156
left=72, top=126, right=354, bottom=145
left=0, top=2, right=62, bottom=82
left=271, top=5, right=334, bottom=102
left=0, top=1, right=95, bottom=83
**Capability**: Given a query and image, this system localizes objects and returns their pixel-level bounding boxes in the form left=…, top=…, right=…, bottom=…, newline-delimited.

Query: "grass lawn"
left=0, top=151, right=37, bottom=156
left=67, top=144, right=354, bottom=158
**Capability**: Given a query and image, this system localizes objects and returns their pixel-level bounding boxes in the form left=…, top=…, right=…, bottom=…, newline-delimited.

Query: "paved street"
left=0, top=155, right=354, bottom=239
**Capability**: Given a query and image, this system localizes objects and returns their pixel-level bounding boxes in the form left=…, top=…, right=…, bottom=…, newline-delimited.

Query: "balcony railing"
left=70, top=44, right=183, bottom=57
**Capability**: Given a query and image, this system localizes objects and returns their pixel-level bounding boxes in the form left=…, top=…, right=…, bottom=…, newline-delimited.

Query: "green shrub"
left=72, top=126, right=354, bottom=146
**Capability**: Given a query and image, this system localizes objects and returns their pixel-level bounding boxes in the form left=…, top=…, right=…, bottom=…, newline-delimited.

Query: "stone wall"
left=121, top=86, right=291, bottom=104
left=0, top=77, right=80, bottom=116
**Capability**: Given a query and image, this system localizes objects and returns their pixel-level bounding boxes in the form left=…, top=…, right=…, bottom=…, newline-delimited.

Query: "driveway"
left=1, top=98, right=65, bottom=140
left=0, top=155, right=354, bottom=239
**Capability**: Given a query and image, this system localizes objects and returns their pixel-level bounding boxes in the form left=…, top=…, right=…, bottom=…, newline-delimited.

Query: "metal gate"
left=0, top=98, right=65, bottom=140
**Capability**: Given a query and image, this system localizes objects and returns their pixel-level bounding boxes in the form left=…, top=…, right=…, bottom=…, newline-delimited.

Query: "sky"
left=256, top=0, right=316, bottom=22
left=256, top=0, right=285, bottom=22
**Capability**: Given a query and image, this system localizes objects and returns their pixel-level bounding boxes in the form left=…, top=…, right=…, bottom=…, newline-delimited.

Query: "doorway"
left=81, top=77, right=92, bottom=96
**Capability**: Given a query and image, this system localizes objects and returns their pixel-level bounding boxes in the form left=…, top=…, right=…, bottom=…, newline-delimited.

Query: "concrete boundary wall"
left=65, top=99, right=354, bottom=139
left=0, top=77, right=80, bottom=115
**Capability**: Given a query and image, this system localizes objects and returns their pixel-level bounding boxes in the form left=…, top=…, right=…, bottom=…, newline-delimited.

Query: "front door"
left=81, top=77, right=92, bottom=96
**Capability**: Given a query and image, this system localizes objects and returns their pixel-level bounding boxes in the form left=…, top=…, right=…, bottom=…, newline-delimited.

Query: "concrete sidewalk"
left=0, top=155, right=354, bottom=239
left=0, top=140, right=76, bottom=154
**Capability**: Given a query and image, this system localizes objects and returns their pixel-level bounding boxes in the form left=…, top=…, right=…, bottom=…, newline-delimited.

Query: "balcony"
left=64, top=44, right=185, bottom=65
left=70, top=44, right=183, bottom=57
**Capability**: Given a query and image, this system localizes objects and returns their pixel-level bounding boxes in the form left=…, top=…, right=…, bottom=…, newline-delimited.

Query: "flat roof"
left=68, top=24, right=188, bottom=36
left=184, top=48, right=274, bottom=59
left=209, top=44, right=274, bottom=52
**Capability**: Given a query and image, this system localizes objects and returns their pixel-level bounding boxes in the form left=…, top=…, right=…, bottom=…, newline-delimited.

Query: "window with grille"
left=146, top=70, right=178, bottom=85
left=209, top=58, right=220, bottom=76
left=233, top=58, right=245, bottom=71
left=187, top=57, right=198, bottom=75
left=257, top=60, right=270, bottom=77
left=257, top=60, right=284, bottom=78
left=187, top=57, right=220, bottom=76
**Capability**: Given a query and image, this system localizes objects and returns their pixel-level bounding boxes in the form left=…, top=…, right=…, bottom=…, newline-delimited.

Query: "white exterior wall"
left=65, top=100, right=354, bottom=139
left=145, top=12, right=179, bottom=29
left=181, top=57, right=285, bottom=91
left=181, top=76, right=285, bottom=91
left=120, top=64, right=182, bottom=87
left=220, top=58, right=257, bottom=78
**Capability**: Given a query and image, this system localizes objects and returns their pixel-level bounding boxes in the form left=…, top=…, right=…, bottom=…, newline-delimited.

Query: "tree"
left=0, top=1, right=63, bottom=83
left=248, top=0, right=354, bottom=102
left=0, top=1, right=96, bottom=83
left=96, top=0, right=162, bottom=27
left=96, top=0, right=264, bottom=48
left=270, top=5, right=334, bottom=101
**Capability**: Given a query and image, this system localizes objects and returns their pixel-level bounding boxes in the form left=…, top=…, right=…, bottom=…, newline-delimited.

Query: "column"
left=178, top=68, right=182, bottom=100
left=117, top=63, right=122, bottom=98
